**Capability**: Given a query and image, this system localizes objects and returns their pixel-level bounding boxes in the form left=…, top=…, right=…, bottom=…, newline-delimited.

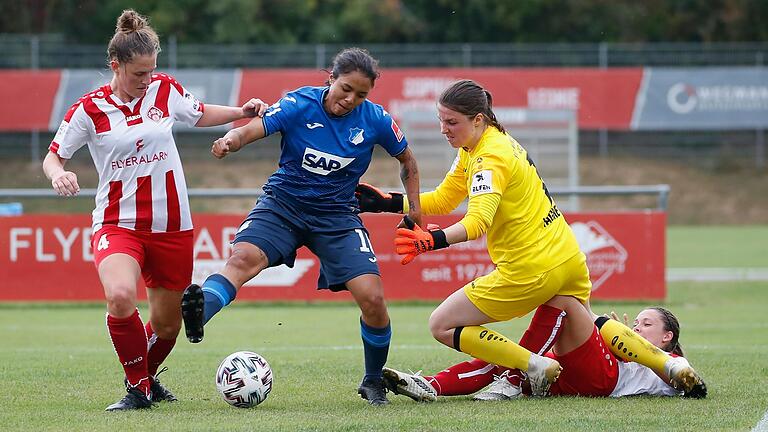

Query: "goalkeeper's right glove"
left=355, top=182, right=407, bottom=213
left=395, top=216, right=449, bottom=265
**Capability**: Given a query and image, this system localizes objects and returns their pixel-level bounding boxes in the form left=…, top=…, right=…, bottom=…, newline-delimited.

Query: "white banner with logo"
left=632, top=67, right=768, bottom=130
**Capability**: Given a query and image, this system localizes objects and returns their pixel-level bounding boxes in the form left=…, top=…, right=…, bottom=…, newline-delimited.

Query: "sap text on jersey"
left=110, top=151, right=168, bottom=170
left=301, top=148, right=354, bottom=175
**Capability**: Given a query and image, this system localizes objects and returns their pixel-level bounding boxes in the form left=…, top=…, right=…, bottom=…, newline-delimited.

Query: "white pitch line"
left=5, top=344, right=445, bottom=354
left=752, top=409, right=768, bottom=432
left=667, top=268, right=768, bottom=282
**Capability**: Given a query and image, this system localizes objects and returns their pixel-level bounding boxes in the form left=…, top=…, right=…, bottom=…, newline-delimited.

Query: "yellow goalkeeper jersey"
left=420, top=126, right=581, bottom=278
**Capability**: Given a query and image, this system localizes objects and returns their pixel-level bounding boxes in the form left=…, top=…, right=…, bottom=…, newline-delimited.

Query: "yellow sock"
left=456, top=326, right=531, bottom=371
left=598, top=319, right=670, bottom=374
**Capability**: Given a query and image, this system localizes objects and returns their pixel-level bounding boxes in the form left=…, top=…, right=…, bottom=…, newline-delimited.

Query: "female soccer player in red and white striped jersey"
left=42, top=9, right=267, bottom=411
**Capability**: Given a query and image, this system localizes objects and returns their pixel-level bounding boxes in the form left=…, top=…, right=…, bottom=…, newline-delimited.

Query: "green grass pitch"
left=1, top=282, right=767, bottom=431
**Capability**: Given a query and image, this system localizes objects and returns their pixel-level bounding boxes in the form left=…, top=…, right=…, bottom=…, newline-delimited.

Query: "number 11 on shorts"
left=354, top=229, right=377, bottom=263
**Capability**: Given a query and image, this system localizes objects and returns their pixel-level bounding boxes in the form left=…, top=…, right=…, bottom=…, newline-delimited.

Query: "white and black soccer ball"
left=215, top=351, right=273, bottom=408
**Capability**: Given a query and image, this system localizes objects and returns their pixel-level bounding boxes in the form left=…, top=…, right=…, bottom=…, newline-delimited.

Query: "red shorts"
left=92, top=225, right=194, bottom=291
left=547, top=326, right=619, bottom=396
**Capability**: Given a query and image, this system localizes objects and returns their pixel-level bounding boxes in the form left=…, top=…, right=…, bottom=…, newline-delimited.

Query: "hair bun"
left=116, top=9, right=146, bottom=33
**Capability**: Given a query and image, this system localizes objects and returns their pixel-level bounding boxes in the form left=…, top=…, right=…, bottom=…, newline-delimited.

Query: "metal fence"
left=1, top=35, right=767, bottom=69
left=0, top=184, right=671, bottom=212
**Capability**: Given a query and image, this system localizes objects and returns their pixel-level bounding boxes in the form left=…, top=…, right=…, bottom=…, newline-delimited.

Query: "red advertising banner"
left=0, top=70, right=61, bottom=131
left=7, top=67, right=768, bottom=132
left=0, top=212, right=664, bottom=302
left=238, top=68, right=643, bottom=129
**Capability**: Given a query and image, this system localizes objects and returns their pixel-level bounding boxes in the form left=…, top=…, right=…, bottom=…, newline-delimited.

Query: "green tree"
left=1, top=0, right=766, bottom=43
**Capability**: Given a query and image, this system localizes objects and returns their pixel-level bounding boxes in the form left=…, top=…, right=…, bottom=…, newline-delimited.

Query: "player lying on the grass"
left=355, top=80, right=703, bottom=399
left=382, top=295, right=707, bottom=401
left=180, top=47, right=422, bottom=406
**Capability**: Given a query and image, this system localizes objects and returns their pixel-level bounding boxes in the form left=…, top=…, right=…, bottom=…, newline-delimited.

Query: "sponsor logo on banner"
left=389, top=76, right=456, bottom=118
left=189, top=225, right=313, bottom=288
left=571, top=221, right=628, bottom=291
left=0, top=213, right=664, bottom=301
left=302, top=147, right=355, bottom=175
left=193, top=259, right=315, bottom=287
left=667, top=82, right=768, bottom=114
left=527, top=87, right=580, bottom=110
left=403, top=77, right=456, bottom=98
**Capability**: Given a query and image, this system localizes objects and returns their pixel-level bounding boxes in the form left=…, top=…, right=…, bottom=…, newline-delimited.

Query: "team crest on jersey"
left=302, top=147, right=355, bottom=175
left=470, top=170, right=494, bottom=196
left=147, top=106, right=163, bottom=122
left=348, top=128, right=365, bottom=145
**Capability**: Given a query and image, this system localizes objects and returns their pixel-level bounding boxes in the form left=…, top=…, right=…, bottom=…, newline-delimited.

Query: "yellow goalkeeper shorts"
left=463, top=252, right=592, bottom=321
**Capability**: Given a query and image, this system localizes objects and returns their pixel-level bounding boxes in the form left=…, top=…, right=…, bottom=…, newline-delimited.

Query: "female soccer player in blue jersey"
left=181, top=47, right=422, bottom=405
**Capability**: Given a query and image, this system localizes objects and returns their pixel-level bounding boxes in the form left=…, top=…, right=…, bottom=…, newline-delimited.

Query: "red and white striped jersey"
left=50, top=73, right=204, bottom=233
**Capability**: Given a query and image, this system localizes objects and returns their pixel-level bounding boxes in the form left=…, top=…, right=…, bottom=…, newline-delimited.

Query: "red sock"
left=425, top=359, right=498, bottom=396
left=519, top=304, right=567, bottom=354
left=145, top=321, right=177, bottom=377
left=427, top=306, right=568, bottom=396
left=107, top=309, right=150, bottom=396
left=484, top=304, right=568, bottom=389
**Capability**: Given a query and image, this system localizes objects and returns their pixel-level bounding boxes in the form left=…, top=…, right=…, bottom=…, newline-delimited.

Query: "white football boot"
left=665, top=357, right=707, bottom=398
left=473, top=370, right=523, bottom=401
left=527, top=354, right=562, bottom=397
left=382, top=367, right=438, bottom=402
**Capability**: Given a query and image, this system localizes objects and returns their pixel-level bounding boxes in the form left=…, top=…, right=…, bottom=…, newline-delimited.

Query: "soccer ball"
left=215, top=351, right=273, bottom=408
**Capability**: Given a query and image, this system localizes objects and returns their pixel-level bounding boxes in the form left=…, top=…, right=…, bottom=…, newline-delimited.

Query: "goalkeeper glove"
left=355, top=183, right=406, bottom=213
left=394, top=216, right=449, bottom=265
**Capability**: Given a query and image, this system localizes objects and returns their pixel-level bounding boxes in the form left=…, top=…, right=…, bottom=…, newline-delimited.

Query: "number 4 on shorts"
left=97, top=234, right=110, bottom=251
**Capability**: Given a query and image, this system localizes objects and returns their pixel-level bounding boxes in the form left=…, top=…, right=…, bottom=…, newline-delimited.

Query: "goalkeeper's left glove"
left=355, top=182, right=407, bottom=213
left=394, top=216, right=449, bottom=265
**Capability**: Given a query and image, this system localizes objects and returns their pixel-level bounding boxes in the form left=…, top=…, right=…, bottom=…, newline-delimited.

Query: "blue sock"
left=201, top=274, right=237, bottom=324
left=360, top=318, right=391, bottom=380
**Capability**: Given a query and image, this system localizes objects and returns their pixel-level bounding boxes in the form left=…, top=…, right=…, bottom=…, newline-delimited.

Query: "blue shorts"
left=233, top=191, right=380, bottom=291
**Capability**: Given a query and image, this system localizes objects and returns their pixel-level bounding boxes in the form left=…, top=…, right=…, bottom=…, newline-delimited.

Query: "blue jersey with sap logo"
left=262, top=86, right=408, bottom=212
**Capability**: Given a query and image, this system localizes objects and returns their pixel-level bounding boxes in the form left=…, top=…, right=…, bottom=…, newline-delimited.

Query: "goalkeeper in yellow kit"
left=357, top=79, right=705, bottom=398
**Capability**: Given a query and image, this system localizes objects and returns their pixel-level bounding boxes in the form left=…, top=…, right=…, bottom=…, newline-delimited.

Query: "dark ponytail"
left=649, top=307, right=685, bottom=357
left=325, top=47, right=380, bottom=87
left=439, top=79, right=505, bottom=133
